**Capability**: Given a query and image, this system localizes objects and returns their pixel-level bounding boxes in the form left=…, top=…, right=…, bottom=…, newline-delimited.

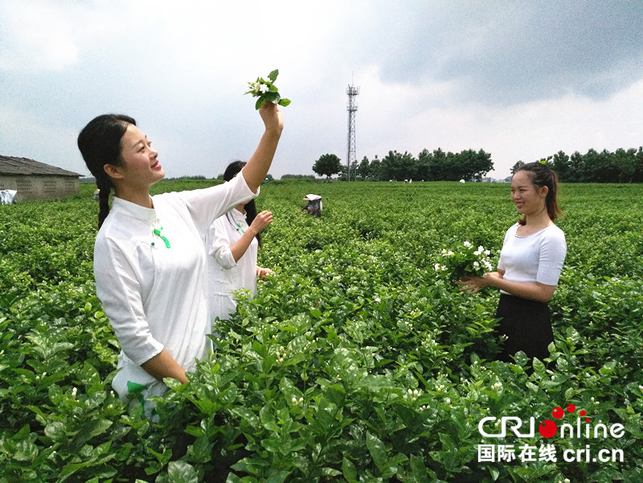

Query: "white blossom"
left=463, top=241, right=472, bottom=248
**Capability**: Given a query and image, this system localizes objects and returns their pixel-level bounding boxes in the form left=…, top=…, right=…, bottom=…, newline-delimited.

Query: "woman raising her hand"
left=207, top=161, right=274, bottom=324
left=457, top=162, right=566, bottom=362
left=78, top=102, right=283, bottom=412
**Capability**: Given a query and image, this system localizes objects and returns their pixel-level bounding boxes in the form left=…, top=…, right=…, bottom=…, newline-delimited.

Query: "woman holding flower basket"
left=457, top=162, right=566, bottom=362
left=77, top=101, right=284, bottom=413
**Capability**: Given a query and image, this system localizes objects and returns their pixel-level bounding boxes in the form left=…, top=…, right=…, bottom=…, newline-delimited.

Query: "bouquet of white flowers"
left=245, top=69, right=291, bottom=110
left=435, top=241, right=494, bottom=281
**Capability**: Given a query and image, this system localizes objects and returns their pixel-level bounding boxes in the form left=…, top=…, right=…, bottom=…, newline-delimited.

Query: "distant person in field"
left=301, top=194, right=322, bottom=217
left=77, top=103, right=283, bottom=414
left=457, top=162, right=566, bottom=361
left=206, top=160, right=273, bottom=324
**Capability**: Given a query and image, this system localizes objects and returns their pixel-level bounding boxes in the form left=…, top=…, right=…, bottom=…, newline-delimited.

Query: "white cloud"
left=1, top=1, right=642, bottom=179
left=0, top=0, right=80, bottom=71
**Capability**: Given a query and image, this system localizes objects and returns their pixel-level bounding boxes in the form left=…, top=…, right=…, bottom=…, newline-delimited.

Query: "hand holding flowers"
left=434, top=241, right=494, bottom=282
left=246, top=69, right=291, bottom=110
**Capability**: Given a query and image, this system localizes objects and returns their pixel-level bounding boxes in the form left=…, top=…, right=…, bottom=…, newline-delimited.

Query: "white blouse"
left=206, top=208, right=258, bottom=323
left=93, top=174, right=257, bottom=403
left=497, top=223, right=567, bottom=292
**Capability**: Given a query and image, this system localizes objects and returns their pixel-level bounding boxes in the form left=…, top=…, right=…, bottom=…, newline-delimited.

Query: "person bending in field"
left=457, top=162, right=567, bottom=362
left=77, top=102, right=283, bottom=415
left=206, top=161, right=273, bottom=325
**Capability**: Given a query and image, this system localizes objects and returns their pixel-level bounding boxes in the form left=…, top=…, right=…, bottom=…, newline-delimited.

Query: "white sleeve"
left=175, top=171, right=258, bottom=235
left=497, top=225, right=515, bottom=272
left=207, top=215, right=237, bottom=270
left=94, top=237, right=164, bottom=366
left=536, top=228, right=567, bottom=286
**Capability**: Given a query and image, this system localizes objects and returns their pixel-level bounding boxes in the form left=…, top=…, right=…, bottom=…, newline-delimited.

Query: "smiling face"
left=105, top=123, right=165, bottom=190
left=510, top=170, right=548, bottom=217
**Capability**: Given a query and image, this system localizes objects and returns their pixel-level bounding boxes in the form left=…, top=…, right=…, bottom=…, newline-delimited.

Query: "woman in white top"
left=458, top=162, right=566, bottom=361
left=77, top=103, right=283, bottom=410
left=207, top=161, right=273, bottom=323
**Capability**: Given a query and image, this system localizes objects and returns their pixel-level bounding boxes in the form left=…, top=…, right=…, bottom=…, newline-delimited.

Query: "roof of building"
left=0, top=155, right=82, bottom=177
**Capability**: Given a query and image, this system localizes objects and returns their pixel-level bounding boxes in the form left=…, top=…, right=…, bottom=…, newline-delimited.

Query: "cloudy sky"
left=1, top=0, right=642, bottom=179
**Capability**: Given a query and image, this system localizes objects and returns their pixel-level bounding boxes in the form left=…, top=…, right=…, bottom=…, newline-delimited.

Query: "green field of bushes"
left=1, top=180, right=641, bottom=482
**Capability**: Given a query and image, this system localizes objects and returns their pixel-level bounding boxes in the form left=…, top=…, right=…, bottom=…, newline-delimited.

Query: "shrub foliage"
left=0, top=181, right=641, bottom=482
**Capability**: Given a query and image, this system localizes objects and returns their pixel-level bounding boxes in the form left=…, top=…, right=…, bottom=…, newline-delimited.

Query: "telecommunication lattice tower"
left=346, top=84, right=359, bottom=181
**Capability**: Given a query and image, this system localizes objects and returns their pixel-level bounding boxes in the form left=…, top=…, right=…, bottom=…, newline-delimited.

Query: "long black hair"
left=223, top=161, right=262, bottom=247
left=516, top=161, right=562, bottom=225
left=77, top=114, right=136, bottom=229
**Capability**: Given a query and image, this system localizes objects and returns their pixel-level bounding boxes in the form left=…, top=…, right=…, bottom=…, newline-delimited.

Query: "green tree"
left=510, top=161, right=525, bottom=175
left=429, top=148, right=449, bottom=181
left=369, top=157, right=382, bottom=181
left=456, top=149, right=493, bottom=181
left=357, top=156, right=371, bottom=180
left=416, top=149, right=432, bottom=180
left=380, top=150, right=417, bottom=181
left=313, top=154, right=342, bottom=181
left=551, top=151, right=570, bottom=181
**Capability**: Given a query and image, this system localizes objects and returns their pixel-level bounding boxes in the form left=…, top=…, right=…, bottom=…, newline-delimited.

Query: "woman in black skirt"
left=457, top=162, right=566, bottom=361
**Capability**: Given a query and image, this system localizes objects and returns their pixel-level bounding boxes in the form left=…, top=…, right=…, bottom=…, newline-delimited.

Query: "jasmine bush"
left=0, top=181, right=641, bottom=482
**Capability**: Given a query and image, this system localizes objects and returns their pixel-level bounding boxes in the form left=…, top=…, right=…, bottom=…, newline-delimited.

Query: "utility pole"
left=346, top=83, right=359, bottom=181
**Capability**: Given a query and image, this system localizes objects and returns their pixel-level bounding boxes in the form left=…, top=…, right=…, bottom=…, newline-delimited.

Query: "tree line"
left=313, top=148, right=494, bottom=182
left=512, top=147, right=643, bottom=183
left=312, top=146, right=643, bottom=183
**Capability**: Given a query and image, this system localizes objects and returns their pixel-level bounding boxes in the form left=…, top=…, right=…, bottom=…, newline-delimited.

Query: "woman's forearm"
left=242, top=104, right=283, bottom=192
left=485, top=276, right=556, bottom=303
left=141, top=349, right=189, bottom=384
left=229, top=228, right=257, bottom=262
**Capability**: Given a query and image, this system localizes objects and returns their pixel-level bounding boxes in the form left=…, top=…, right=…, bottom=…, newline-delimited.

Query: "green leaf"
left=69, top=418, right=113, bottom=451
left=45, top=420, right=67, bottom=442
left=266, top=470, right=291, bottom=483
left=409, top=454, right=430, bottom=482
left=167, top=460, right=200, bottom=483
left=261, top=438, right=282, bottom=453
left=268, top=69, right=279, bottom=82
left=342, top=457, right=358, bottom=482
left=366, top=431, right=387, bottom=469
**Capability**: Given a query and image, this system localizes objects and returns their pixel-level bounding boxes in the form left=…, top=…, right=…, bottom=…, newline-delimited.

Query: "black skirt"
left=495, top=293, right=553, bottom=362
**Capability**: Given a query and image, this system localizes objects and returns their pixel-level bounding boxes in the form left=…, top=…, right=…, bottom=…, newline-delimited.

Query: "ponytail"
left=78, top=114, right=135, bottom=229
left=515, top=161, right=562, bottom=225
left=223, top=160, right=262, bottom=247
left=97, top=186, right=111, bottom=229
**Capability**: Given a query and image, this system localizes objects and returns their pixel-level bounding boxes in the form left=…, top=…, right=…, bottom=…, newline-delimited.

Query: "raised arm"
left=241, top=102, right=284, bottom=192
left=229, top=210, right=273, bottom=262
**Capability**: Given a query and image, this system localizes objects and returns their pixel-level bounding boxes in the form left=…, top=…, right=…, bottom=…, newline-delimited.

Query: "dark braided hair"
left=223, top=160, right=262, bottom=247
left=78, top=114, right=136, bottom=229
left=515, top=161, right=562, bottom=225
